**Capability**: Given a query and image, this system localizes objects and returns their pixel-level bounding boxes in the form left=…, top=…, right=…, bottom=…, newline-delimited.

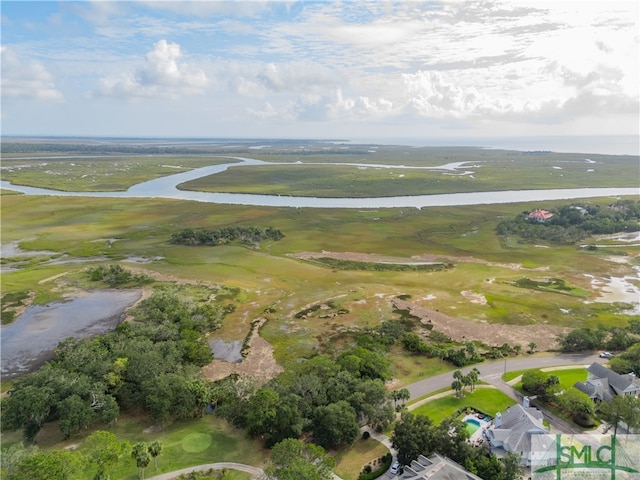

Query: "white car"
left=390, top=461, right=400, bottom=475
left=599, top=352, right=614, bottom=358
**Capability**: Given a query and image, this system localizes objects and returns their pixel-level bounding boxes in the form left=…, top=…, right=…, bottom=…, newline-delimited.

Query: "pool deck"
left=463, top=413, right=492, bottom=444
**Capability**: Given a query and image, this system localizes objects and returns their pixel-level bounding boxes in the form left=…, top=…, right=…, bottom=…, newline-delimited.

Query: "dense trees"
left=1, top=286, right=230, bottom=440
left=496, top=200, right=640, bottom=244
left=86, top=265, right=153, bottom=287
left=265, top=438, right=335, bottom=480
left=216, top=352, right=394, bottom=449
left=171, top=226, right=284, bottom=246
left=557, top=325, right=639, bottom=354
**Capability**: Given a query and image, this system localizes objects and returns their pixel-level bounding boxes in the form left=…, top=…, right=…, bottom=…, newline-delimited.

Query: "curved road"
left=405, top=352, right=602, bottom=400
left=146, top=462, right=265, bottom=480
left=143, top=353, right=603, bottom=480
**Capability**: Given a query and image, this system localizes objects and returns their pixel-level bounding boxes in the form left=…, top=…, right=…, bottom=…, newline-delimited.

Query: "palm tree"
left=467, top=368, right=480, bottom=392
left=148, top=441, right=162, bottom=469
left=528, top=342, right=537, bottom=354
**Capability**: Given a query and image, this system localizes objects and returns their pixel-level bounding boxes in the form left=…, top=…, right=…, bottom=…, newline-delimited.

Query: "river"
left=1, top=157, right=638, bottom=208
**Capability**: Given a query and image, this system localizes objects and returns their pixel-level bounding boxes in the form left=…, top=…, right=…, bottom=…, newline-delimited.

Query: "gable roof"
left=574, top=377, right=613, bottom=402
left=487, top=404, right=548, bottom=454
left=401, top=453, right=483, bottom=480
left=586, top=362, right=640, bottom=396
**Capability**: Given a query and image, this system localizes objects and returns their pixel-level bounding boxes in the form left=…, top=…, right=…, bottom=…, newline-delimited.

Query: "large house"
left=527, top=209, right=554, bottom=222
left=400, top=453, right=483, bottom=480
left=485, top=403, right=549, bottom=466
left=574, top=362, right=640, bottom=402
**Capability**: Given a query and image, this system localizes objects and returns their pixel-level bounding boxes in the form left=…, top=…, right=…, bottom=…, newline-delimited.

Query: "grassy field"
left=178, top=154, right=639, bottom=197
left=2, top=193, right=638, bottom=370
left=410, top=387, right=517, bottom=425
left=508, top=367, right=589, bottom=391
left=1, top=144, right=638, bottom=478
left=0, top=156, right=239, bottom=191
left=0, top=414, right=267, bottom=480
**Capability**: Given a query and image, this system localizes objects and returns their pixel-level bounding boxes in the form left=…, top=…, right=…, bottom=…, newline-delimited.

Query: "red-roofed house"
left=528, top=209, right=554, bottom=222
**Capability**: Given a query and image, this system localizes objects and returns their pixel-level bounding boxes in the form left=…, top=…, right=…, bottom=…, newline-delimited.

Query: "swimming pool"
left=465, top=418, right=482, bottom=435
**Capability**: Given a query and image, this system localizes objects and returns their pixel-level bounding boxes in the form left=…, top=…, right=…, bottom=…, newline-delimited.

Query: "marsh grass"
left=178, top=151, right=639, bottom=197
left=1, top=156, right=238, bottom=191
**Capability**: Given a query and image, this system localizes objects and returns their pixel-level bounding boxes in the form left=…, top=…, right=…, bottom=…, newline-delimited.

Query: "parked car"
left=599, top=352, right=614, bottom=358
left=390, top=461, right=400, bottom=475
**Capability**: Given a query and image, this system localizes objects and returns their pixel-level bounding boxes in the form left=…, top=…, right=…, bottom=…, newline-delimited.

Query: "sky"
left=1, top=0, right=639, bottom=147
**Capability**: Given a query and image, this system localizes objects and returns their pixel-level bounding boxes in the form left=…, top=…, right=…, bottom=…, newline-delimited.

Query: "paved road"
left=406, top=352, right=602, bottom=400
left=146, top=462, right=265, bottom=480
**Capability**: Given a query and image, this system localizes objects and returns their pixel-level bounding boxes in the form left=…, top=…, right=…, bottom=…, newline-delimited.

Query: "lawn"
left=410, top=387, right=517, bottom=425
left=9, top=413, right=268, bottom=480
left=333, top=437, right=390, bottom=480
left=507, top=367, right=588, bottom=390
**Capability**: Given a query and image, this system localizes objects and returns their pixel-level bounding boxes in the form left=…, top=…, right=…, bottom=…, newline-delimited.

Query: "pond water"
left=1, top=289, right=142, bottom=379
left=209, top=338, right=244, bottom=363
left=1, top=157, right=637, bottom=209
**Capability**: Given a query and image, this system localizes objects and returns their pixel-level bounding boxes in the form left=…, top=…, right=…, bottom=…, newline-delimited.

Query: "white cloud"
left=0, top=46, right=63, bottom=101
left=96, top=40, right=208, bottom=99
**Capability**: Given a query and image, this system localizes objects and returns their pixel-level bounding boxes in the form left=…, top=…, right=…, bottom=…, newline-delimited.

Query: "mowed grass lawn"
left=334, top=437, right=390, bottom=480
left=411, top=387, right=516, bottom=425
left=509, top=367, right=588, bottom=392
left=20, top=413, right=268, bottom=480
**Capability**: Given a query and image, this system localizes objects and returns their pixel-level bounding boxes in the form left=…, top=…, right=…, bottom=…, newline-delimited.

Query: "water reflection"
left=1, top=290, right=142, bottom=379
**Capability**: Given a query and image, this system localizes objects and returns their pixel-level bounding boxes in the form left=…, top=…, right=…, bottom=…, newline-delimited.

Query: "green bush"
left=358, top=453, right=392, bottom=480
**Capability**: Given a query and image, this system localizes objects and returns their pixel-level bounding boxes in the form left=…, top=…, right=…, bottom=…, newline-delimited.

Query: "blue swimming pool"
left=465, top=418, right=482, bottom=435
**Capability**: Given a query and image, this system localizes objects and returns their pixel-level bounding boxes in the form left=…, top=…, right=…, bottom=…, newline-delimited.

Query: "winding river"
left=1, top=157, right=638, bottom=208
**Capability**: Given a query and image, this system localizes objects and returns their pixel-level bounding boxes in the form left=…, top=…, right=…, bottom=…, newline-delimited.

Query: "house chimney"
left=495, top=412, right=502, bottom=428
left=523, top=396, right=530, bottom=408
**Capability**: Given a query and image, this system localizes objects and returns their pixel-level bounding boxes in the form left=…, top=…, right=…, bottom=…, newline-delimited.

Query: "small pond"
left=1, top=289, right=142, bottom=379
left=208, top=338, right=244, bottom=363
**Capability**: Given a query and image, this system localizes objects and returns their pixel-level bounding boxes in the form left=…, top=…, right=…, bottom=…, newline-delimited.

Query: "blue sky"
left=1, top=1, right=638, bottom=144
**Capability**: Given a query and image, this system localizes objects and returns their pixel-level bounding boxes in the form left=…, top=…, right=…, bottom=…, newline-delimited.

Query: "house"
left=574, top=362, right=640, bottom=402
left=400, top=453, right=483, bottom=480
left=485, top=403, right=549, bottom=466
left=527, top=209, right=554, bottom=222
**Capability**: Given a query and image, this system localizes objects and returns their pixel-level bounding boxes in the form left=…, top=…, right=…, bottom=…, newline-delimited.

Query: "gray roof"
left=400, top=453, right=483, bottom=480
left=574, top=376, right=613, bottom=402
left=487, top=404, right=548, bottom=455
left=586, top=362, right=640, bottom=396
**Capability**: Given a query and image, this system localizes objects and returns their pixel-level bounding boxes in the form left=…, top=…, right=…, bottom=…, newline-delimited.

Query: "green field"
left=410, top=387, right=517, bottom=425
left=1, top=143, right=638, bottom=478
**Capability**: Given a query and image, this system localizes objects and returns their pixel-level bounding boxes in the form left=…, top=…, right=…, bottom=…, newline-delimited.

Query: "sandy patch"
left=461, top=291, right=488, bottom=305
left=392, top=298, right=567, bottom=351
left=203, top=318, right=283, bottom=385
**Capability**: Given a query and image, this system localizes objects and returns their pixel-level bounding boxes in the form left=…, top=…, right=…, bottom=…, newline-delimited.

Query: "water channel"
left=1, top=157, right=638, bottom=208
left=1, top=156, right=638, bottom=378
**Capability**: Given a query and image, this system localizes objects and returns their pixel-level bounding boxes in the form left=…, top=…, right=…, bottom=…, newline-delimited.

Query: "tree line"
left=496, top=200, right=640, bottom=244
left=1, top=285, right=230, bottom=442
left=170, top=226, right=284, bottom=246
left=557, top=324, right=639, bottom=353
left=1, top=430, right=162, bottom=480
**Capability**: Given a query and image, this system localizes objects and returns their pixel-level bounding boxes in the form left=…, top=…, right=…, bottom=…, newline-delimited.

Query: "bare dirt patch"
left=203, top=318, right=283, bottom=385
left=392, top=298, right=567, bottom=351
